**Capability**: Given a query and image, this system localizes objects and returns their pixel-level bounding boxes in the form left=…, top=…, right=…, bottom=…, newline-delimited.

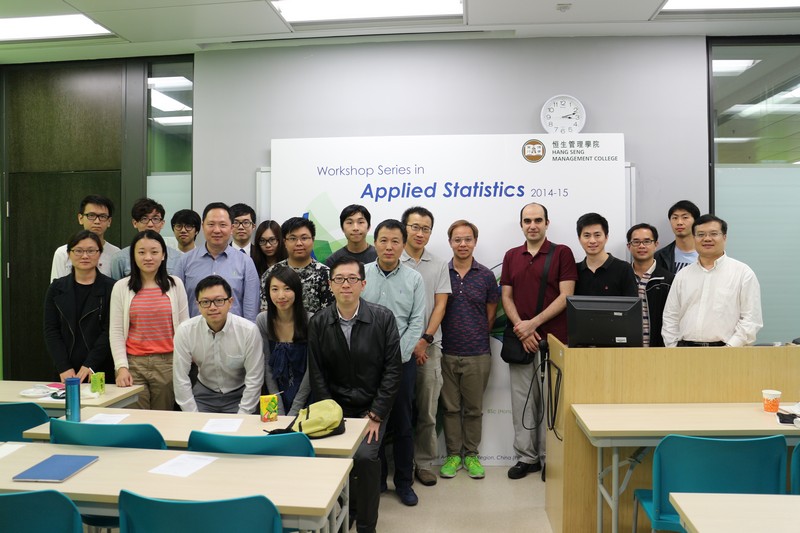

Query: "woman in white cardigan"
left=110, top=230, right=189, bottom=410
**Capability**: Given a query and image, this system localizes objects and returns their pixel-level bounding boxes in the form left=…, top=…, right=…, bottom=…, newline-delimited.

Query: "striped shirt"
left=126, top=287, right=175, bottom=355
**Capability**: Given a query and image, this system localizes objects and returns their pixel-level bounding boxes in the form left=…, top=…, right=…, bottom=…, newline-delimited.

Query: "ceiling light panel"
left=272, top=0, right=463, bottom=23
left=0, top=14, right=111, bottom=42
left=663, top=0, right=800, bottom=10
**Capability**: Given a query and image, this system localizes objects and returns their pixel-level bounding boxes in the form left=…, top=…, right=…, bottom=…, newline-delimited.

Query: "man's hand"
left=59, top=368, right=77, bottom=383
left=365, top=418, right=381, bottom=444
left=115, top=367, right=134, bottom=387
left=514, top=318, right=541, bottom=353
left=413, top=339, right=429, bottom=365
left=76, top=366, right=92, bottom=383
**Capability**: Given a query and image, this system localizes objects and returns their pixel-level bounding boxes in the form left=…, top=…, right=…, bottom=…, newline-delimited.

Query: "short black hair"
left=131, top=198, right=165, bottom=220
left=194, top=274, right=232, bottom=300
left=330, top=256, right=366, bottom=280
left=626, top=223, right=659, bottom=243
left=339, top=204, right=372, bottom=229
left=79, top=195, right=114, bottom=218
left=281, top=217, right=316, bottom=239
left=519, top=202, right=549, bottom=224
left=668, top=200, right=701, bottom=220
left=576, top=212, right=609, bottom=236
left=202, top=202, right=231, bottom=222
left=692, top=214, right=728, bottom=235
left=230, top=203, right=256, bottom=223
left=401, top=206, right=434, bottom=228
left=374, top=219, right=407, bottom=243
left=67, top=230, right=103, bottom=254
left=171, top=209, right=201, bottom=237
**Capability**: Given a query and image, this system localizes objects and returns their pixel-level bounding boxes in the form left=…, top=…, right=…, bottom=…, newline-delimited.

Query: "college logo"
left=522, top=140, right=546, bottom=163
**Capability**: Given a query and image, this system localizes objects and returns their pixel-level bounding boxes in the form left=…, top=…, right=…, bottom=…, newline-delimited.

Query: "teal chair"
left=0, top=489, right=82, bottom=533
left=632, top=434, right=787, bottom=532
left=791, top=443, right=800, bottom=494
left=0, top=402, right=49, bottom=441
left=119, top=489, right=282, bottom=533
left=50, top=418, right=167, bottom=532
left=187, top=430, right=315, bottom=457
left=49, top=418, right=167, bottom=449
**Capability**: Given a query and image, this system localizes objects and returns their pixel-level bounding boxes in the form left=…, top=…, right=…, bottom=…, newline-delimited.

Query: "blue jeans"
left=380, top=359, right=416, bottom=490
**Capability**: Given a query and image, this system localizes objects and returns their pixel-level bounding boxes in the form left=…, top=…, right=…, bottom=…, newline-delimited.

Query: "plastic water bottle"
left=65, top=377, right=81, bottom=422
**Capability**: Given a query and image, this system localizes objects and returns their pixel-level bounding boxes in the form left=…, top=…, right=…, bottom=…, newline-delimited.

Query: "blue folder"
left=13, top=454, right=99, bottom=483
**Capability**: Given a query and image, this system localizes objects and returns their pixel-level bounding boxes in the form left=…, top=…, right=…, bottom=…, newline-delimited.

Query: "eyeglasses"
left=70, top=248, right=100, bottom=257
left=331, top=276, right=362, bottom=285
left=232, top=220, right=254, bottom=228
left=82, top=213, right=110, bottom=222
left=138, top=216, right=164, bottom=225
left=628, top=239, right=655, bottom=247
left=695, top=232, right=724, bottom=239
left=173, top=224, right=196, bottom=231
left=406, top=224, right=432, bottom=234
left=286, top=236, right=313, bottom=244
left=451, top=237, right=474, bottom=245
left=197, top=297, right=231, bottom=308
left=258, top=237, right=278, bottom=246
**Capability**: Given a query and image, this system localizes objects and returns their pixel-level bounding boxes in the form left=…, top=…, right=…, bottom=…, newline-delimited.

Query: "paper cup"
left=260, top=394, right=279, bottom=422
left=762, top=389, right=781, bottom=413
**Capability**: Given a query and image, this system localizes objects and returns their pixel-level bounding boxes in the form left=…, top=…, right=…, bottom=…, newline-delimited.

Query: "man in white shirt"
left=173, top=275, right=264, bottom=413
left=662, top=214, right=762, bottom=347
left=51, top=194, right=120, bottom=280
left=230, top=203, right=256, bottom=256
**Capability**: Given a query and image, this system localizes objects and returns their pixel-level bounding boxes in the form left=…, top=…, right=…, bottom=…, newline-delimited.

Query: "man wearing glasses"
left=109, top=197, right=181, bottom=279
left=626, top=223, right=674, bottom=347
left=173, top=275, right=264, bottom=413
left=176, top=202, right=260, bottom=322
left=260, top=217, right=334, bottom=314
left=308, top=257, right=401, bottom=533
left=662, top=214, right=763, bottom=347
left=170, top=209, right=201, bottom=253
left=230, top=203, right=257, bottom=255
left=50, top=194, right=120, bottom=280
left=399, top=206, right=451, bottom=488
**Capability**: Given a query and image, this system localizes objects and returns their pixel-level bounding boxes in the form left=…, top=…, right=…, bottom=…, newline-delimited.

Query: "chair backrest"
left=0, top=489, right=82, bottom=533
left=50, top=418, right=167, bottom=449
left=0, top=402, right=49, bottom=441
left=119, top=489, right=282, bottom=533
left=652, top=434, right=787, bottom=519
left=791, top=443, right=800, bottom=494
left=187, top=430, right=315, bottom=457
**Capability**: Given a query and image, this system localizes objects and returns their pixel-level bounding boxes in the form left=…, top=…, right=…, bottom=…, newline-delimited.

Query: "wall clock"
left=541, top=94, right=586, bottom=134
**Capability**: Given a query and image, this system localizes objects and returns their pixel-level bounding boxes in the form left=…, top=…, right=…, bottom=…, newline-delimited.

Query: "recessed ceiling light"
left=271, top=0, right=463, bottom=23
left=712, top=59, right=761, bottom=76
left=663, top=0, right=800, bottom=10
left=148, top=77, right=193, bottom=91
left=714, top=137, right=758, bottom=143
left=0, top=14, right=111, bottom=42
left=153, top=116, right=193, bottom=126
left=150, top=90, right=191, bottom=113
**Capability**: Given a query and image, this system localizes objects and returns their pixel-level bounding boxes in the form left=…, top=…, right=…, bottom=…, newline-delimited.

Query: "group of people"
left=42, top=194, right=762, bottom=533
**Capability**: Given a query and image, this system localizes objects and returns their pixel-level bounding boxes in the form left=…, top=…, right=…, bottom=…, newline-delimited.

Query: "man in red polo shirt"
left=500, top=202, right=577, bottom=480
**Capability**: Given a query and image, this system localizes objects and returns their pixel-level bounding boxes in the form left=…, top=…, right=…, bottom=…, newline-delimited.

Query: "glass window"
left=711, top=40, right=800, bottom=344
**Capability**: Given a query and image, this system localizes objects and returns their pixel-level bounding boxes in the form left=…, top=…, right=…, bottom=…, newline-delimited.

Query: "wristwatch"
left=421, top=333, right=434, bottom=344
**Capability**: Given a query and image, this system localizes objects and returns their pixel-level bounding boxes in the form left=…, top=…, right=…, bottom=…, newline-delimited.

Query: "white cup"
left=762, top=389, right=781, bottom=412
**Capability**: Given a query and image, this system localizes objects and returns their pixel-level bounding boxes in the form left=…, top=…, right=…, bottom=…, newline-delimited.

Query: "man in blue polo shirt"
left=439, top=220, right=498, bottom=480
left=176, top=202, right=260, bottom=322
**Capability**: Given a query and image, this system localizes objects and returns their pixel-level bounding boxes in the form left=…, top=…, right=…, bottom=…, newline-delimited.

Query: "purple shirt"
left=441, top=259, right=499, bottom=356
left=499, top=239, right=578, bottom=343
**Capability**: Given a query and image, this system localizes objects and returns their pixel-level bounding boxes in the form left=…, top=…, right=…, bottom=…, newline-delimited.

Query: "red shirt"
left=500, top=239, right=578, bottom=343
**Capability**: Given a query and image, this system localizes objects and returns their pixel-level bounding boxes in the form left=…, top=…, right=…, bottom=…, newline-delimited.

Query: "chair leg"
left=632, top=494, right=639, bottom=533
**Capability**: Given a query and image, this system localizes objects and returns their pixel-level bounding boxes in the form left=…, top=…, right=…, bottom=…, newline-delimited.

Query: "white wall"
left=193, top=36, right=710, bottom=241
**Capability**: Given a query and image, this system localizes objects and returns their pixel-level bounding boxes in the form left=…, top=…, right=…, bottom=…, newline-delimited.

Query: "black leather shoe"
left=396, top=486, right=419, bottom=506
left=507, top=461, right=541, bottom=479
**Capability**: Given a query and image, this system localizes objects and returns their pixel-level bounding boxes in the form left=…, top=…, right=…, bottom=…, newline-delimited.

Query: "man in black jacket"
left=308, top=256, right=401, bottom=533
left=627, top=223, right=675, bottom=347
left=654, top=200, right=700, bottom=274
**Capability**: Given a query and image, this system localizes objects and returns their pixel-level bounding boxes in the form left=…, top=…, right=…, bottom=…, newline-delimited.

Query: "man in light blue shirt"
left=362, top=219, right=425, bottom=507
left=109, top=197, right=181, bottom=279
left=176, top=202, right=260, bottom=322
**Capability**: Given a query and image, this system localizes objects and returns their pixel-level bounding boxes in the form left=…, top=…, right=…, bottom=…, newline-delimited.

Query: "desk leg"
left=597, top=447, right=603, bottom=533
left=611, top=447, right=619, bottom=533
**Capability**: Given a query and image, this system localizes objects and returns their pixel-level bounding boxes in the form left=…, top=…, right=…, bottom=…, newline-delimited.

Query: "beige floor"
left=376, top=466, right=553, bottom=533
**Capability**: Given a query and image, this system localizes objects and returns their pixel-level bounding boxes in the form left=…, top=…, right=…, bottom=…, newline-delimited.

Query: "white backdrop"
left=272, top=133, right=626, bottom=465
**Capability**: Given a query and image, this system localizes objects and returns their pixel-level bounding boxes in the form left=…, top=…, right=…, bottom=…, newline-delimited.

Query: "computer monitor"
left=566, top=295, right=643, bottom=348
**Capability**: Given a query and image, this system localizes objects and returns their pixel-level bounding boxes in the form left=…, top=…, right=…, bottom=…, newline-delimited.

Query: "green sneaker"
left=464, top=456, right=485, bottom=479
left=439, top=455, right=462, bottom=478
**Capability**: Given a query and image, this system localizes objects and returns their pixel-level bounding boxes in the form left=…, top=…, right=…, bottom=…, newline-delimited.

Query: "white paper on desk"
left=784, top=403, right=800, bottom=415
left=83, top=413, right=130, bottom=425
left=201, top=418, right=243, bottom=433
left=149, top=454, right=218, bottom=477
left=0, top=443, right=25, bottom=459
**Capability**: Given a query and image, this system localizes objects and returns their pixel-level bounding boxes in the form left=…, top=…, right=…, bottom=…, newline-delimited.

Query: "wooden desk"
left=23, top=407, right=369, bottom=458
left=0, top=441, right=351, bottom=532
left=0, top=381, right=143, bottom=416
left=670, top=492, right=800, bottom=533
left=572, top=402, right=800, bottom=533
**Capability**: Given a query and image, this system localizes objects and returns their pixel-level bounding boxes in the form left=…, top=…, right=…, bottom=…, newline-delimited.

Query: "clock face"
left=541, top=95, right=586, bottom=134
